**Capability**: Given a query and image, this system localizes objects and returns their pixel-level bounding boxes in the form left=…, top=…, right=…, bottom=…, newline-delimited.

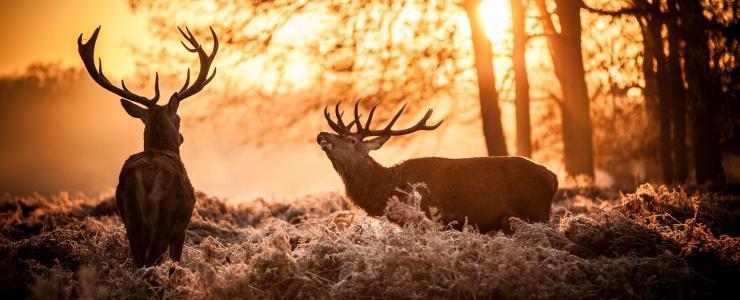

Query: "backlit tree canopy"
left=126, top=0, right=737, bottom=183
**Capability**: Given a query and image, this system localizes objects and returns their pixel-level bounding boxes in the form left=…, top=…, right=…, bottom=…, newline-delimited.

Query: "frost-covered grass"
left=1, top=184, right=738, bottom=299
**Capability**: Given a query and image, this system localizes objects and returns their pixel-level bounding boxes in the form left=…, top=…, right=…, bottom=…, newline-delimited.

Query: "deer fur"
left=114, top=102, right=196, bottom=267
left=318, top=102, right=557, bottom=232
left=78, top=26, right=217, bottom=267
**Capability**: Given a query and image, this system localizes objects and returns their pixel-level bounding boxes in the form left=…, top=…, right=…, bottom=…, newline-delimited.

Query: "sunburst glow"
left=480, top=0, right=512, bottom=43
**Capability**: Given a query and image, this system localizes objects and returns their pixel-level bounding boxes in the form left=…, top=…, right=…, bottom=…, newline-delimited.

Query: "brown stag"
left=78, top=26, right=218, bottom=267
left=317, top=101, right=558, bottom=232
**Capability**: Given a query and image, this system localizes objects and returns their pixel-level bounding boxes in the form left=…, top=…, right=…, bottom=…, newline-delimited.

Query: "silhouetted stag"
left=78, top=26, right=218, bottom=267
left=318, top=101, right=558, bottom=232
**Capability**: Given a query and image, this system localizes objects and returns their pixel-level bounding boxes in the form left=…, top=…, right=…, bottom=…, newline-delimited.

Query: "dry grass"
left=1, top=184, right=738, bottom=299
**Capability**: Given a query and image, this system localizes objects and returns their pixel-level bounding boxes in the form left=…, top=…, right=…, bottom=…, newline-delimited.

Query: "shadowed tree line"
left=582, top=0, right=737, bottom=184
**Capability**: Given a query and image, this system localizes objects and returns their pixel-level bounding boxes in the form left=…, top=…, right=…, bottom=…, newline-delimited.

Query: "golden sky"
left=0, top=0, right=579, bottom=198
left=0, top=0, right=515, bottom=77
left=0, top=0, right=150, bottom=77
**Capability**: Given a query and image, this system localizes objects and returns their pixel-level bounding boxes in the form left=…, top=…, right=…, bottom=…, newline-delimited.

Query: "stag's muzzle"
left=317, top=132, right=333, bottom=151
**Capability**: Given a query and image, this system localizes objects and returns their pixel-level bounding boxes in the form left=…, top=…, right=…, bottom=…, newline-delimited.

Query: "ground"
left=1, top=184, right=738, bottom=299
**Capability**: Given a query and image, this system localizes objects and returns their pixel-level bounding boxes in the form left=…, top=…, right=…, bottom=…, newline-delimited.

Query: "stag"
left=318, top=101, right=558, bottom=232
left=78, top=26, right=218, bottom=267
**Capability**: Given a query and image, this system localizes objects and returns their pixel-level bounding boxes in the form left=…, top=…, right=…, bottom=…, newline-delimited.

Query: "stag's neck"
left=338, top=156, right=401, bottom=216
left=143, top=126, right=181, bottom=154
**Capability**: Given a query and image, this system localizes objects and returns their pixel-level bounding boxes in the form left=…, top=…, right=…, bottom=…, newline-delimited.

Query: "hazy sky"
left=0, top=0, right=560, bottom=200
left=0, top=0, right=149, bottom=77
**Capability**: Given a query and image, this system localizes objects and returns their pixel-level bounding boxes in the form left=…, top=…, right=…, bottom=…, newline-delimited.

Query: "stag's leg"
left=169, top=230, right=187, bottom=263
left=142, top=170, right=172, bottom=266
left=498, top=217, right=514, bottom=234
left=144, top=226, right=172, bottom=266
left=144, top=216, right=174, bottom=266
left=143, top=213, right=167, bottom=266
left=118, top=174, right=150, bottom=268
left=125, top=225, right=147, bottom=267
left=122, top=216, right=149, bottom=267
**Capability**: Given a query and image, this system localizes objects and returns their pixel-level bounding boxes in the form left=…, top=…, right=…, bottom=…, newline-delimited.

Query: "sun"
left=479, top=0, right=512, bottom=43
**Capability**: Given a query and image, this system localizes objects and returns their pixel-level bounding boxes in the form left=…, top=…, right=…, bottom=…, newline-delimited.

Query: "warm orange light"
left=480, top=0, right=512, bottom=43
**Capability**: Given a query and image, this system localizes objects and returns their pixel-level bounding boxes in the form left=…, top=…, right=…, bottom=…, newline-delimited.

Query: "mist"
left=0, top=65, right=490, bottom=201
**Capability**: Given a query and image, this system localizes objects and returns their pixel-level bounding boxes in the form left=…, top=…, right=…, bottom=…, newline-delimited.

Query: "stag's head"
left=78, top=26, right=218, bottom=153
left=318, top=101, right=443, bottom=172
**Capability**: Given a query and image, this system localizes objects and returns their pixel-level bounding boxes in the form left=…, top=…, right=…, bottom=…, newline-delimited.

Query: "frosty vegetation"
left=1, top=184, right=738, bottom=299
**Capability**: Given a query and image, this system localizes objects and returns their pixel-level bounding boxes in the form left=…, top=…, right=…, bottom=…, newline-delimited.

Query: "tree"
left=677, top=0, right=725, bottom=183
left=511, top=0, right=532, bottom=157
left=581, top=0, right=734, bottom=183
left=536, top=0, right=595, bottom=177
left=636, top=0, right=675, bottom=182
left=581, top=0, right=683, bottom=183
left=132, top=0, right=510, bottom=155
left=464, top=0, right=508, bottom=156
left=666, top=0, right=688, bottom=182
left=581, top=0, right=688, bottom=183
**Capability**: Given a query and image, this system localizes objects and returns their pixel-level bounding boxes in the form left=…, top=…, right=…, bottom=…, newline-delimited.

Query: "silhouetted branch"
left=577, top=0, right=647, bottom=17
left=535, top=0, right=559, bottom=36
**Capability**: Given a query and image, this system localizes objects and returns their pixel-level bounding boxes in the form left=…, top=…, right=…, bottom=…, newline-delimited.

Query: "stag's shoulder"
left=393, top=157, right=453, bottom=169
left=121, top=150, right=186, bottom=174
left=118, top=150, right=193, bottom=196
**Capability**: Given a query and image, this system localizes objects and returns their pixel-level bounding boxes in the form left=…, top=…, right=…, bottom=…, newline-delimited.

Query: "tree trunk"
left=638, top=19, right=665, bottom=181
left=667, top=0, right=688, bottom=182
left=645, top=9, right=675, bottom=182
left=677, top=0, right=724, bottom=183
left=511, top=0, right=532, bottom=157
left=465, top=0, right=508, bottom=156
left=536, top=0, right=594, bottom=177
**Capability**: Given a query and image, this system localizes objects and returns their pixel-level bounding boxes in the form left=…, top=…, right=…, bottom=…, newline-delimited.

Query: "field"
left=1, top=184, right=738, bottom=299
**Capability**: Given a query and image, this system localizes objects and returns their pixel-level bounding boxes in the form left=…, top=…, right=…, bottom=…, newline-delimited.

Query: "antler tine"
left=179, top=68, right=191, bottom=93
left=338, top=101, right=362, bottom=130
left=78, top=26, right=158, bottom=107
left=152, top=72, right=160, bottom=102
left=324, top=105, right=345, bottom=134
left=347, top=117, right=359, bottom=129
left=353, top=100, right=364, bottom=131
left=334, top=101, right=348, bottom=130
left=208, top=26, right=219, bottom=58
left=323, top=100, right=365, bottom=135
left=176, top=26, right=219, bottom=102
left=364, top=100, right=380, bottom=130
left=177, top=26, right=199, bottom=52
left=379, top=103, right=407, bottom=132
left=356, top=103, right=443, bottom=138
left=383, top=108, right=444, bottom=136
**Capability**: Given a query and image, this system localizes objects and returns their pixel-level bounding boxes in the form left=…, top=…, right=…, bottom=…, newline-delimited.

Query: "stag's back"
left=396, top=156, right=557, bottom=232
left=115, top=150, right=195, bottom=266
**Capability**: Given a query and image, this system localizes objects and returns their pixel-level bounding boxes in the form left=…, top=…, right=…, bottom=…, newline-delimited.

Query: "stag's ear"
left=364, top=136, right=391, bottom=150
left=120, top=99, right=147, bottom=120
left=167, top=94, right=180, bottom=113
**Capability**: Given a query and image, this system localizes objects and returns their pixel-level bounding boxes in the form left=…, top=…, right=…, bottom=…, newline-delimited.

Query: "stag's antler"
left=324, top=100, right=360, bottom=135
left=324, top=100, right=443, bottom=138
left=175, top=26, right=219, bottom=102
left=78, top=26, right=160, bottom=108
left=78, top=26, right=219, bottom=107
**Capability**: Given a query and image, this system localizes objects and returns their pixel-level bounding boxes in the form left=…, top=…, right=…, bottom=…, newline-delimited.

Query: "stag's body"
left=116, top=150, right=195, bottom=266
left=337, top=155, right=557, bottom=232
left=318, top=102, right=557, bottom=232
left=78, top=26, right=218, bottom=267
